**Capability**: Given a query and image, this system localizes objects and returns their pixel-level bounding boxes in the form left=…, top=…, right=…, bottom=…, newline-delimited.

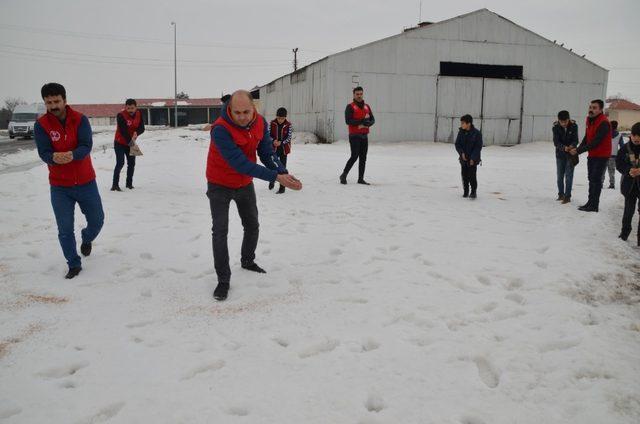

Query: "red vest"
left=348, top=102, right=371, bottom=135
left=585, top=113, right=612, bottom=158
left=114, top=110, right=141, bottom=146
left=270, top=119, right=291, bottom=155
left=206, top=109, right=264, bottom=188
left=37, top=106, right=96, bottom=187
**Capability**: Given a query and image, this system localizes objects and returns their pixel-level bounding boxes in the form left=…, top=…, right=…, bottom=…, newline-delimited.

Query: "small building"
left=606, top=99, right=640, bottom=131
left=259, top=8, right=608, bottom=145
left=73, top=98, right=222, bottom=127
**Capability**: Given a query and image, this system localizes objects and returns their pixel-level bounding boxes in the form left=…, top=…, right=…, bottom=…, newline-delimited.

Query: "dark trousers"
left=343, top=135, right=368, bottom=180
left=556, top=157, right=575, bottom=198
left=621, top=186, right=640, bottom=237
left=50, top=180, right=104, bottom=268
left=460, top=161, right=478, bottom=193
left=207, top=182, right=259, bottom=284
left=586, top=157, right=608, bottom=208
left=113, top=142, right=136, bottom=187
left=276, top=147, right=288, bottom=189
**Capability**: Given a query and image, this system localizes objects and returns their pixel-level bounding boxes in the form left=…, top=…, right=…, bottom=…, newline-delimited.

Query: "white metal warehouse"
left=258, top=8, right=608, bottom=145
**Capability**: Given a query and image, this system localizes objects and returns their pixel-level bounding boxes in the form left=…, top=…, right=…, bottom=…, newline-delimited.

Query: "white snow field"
left=1, top=128, right=639, bottom=424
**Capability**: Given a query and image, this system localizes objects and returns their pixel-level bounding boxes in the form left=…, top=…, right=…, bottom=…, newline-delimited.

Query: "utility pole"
left=171, top=21, right=177, bottom=128
left=292, top=47, right=298, bottom=71
left=419, top=0, right=422, bottom=23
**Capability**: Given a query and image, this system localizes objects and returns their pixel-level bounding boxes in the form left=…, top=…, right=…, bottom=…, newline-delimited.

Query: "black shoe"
left=357, top=179, right=370, bottom=185
left=268, top=181, right=275, bottom=190
left=80, top=242, right=92, bottom=257
left=339, top=174, right=347, bottom=185
left=463, top=192, right=469, bottom=198
left=561, top=197, right=571, bottom=204
left=556, top=195, right=564, bottom=201
left=619, top=229, right=631, bottom=241
left=126, top=184, right=134, bottom=189
left=241, top=262, right=267, bottom=274
left=213, top=282, right=229, bottom=301
left=578, top=203, right=591, bottom=211
left=65, top=266, right=82, bottom=279
left=469, top=192, right=477, bottom=199
left=111, top=185, right=122, bottom=192
left=579, top=205, right=599, bottom=212
left=276, top=186, right=285, bottom=194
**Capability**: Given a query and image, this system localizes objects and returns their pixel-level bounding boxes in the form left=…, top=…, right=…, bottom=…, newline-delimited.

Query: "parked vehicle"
left=8, top=103, right=46, bottom=139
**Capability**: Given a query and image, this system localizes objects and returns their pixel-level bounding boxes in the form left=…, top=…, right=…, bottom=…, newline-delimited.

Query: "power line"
left=0, top=23, right=331, bottom=54
left=0, top=49, right=291, bottom=69
left=0, top=42, right=292, bottom=65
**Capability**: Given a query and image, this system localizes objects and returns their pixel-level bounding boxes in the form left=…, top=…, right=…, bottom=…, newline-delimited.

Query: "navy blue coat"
left=616, top=141, right=640, bottom=196
left=552, top=120, right=579, bottom=160
left=455, top=126, right=483, bottom=163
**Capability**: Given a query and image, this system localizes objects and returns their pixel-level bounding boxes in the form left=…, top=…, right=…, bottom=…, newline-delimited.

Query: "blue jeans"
left=556, top=157, right=575, bottom=198
left=50, top=180, right=104, bottom=268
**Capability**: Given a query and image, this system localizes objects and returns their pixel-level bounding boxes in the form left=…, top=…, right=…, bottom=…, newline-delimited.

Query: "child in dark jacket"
left=455, top=114, right=483, bottom=199
left=616, top=122, right=640, bottom=244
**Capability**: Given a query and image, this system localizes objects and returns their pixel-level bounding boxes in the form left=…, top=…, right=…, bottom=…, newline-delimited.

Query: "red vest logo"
left=127, top=120, right=133, bottom=126
left=50, top=131, right=61, bottom=142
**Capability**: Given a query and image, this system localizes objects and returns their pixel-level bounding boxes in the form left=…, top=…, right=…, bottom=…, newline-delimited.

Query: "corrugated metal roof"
left=260, top=8, right=607, bottom=88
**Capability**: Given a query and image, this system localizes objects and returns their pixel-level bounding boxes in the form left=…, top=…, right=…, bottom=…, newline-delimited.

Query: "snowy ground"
left=1, top=129, right=639, bottom=424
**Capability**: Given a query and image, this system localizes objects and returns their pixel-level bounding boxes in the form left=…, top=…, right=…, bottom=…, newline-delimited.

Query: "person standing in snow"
left=602, top=120, right=625, bottom=189
left=206, top=90, right=302, bottom=301
left=552, top=110, right=579, bottom=204
left=268, top=107, right=293, bottom=194
left=569, top=100, right=612, bottom=212
left=455, top=114, right=483, bottom=199
left=340, top=86, right=375, bottom=185
left=616, top=122, right=640, bottom=244
left=34, top=83, right=104, bottom=279
left=112, top=98, right=145, bottom=191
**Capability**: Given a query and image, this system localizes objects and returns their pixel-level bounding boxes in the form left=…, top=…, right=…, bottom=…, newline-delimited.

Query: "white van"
left=8, top=103, right=46, bottom=139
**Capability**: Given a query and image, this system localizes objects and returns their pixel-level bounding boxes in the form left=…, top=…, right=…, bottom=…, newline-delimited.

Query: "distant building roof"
left=606, top=99, right=640, bottom=111
left=72, top=98, right=221, bottom=117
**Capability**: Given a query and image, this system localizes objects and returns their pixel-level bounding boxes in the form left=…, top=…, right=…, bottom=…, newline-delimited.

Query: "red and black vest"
left=114, top=110, right=142, bottom=146
left=37, top=106, right=96, bottom=187
left=270, top=119, right=291, bottom=155
left=585, top=113, right=612, bottom=158
left=348, top=102, right=372, bottom=135
left=206, top=107, right=264, bottom=189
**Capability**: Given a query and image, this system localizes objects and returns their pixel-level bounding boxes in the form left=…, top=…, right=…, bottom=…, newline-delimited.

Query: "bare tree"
left=176, top=91, right=189, bottom=100
left=4, top=97, right=27, bottom=112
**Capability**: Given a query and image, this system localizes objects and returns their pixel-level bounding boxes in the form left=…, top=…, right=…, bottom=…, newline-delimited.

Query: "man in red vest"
left=340, top=86, right=375, bottom=185
left=206, top=90, right=302, bottom=301
left=112, top=98, right=145, bottom=191
left=569, top=99, right=612, bottom=212
left=34, top=83, right=104, bottom=279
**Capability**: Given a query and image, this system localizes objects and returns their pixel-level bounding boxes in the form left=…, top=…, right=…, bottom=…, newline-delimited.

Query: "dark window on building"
left=440, top=62, right=523, bottom=79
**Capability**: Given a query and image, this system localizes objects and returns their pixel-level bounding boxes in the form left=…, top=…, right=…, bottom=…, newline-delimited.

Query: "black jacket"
left=552, top=120, right=578, bottom=159
left=455, top=126, right=483, bottom=163
left=616, top=141, right=640, bottom=196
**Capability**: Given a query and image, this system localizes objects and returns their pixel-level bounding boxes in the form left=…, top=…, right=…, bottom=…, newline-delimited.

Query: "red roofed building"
left=72, top=98, right=222, bottom=127
left=606, top=98, right=640, bottom=131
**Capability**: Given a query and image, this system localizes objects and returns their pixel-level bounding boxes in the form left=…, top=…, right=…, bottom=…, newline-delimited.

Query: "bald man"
left=206, top=90, right=302, bottom=301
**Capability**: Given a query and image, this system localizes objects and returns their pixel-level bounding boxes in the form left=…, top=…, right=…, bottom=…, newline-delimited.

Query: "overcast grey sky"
left=2, top=0, right=639, bottom=105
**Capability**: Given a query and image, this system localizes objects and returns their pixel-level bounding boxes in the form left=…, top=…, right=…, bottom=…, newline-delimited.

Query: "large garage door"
left=435, top=62, right=524, bottom=145
left=435, top=76, right=482, bottom=143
